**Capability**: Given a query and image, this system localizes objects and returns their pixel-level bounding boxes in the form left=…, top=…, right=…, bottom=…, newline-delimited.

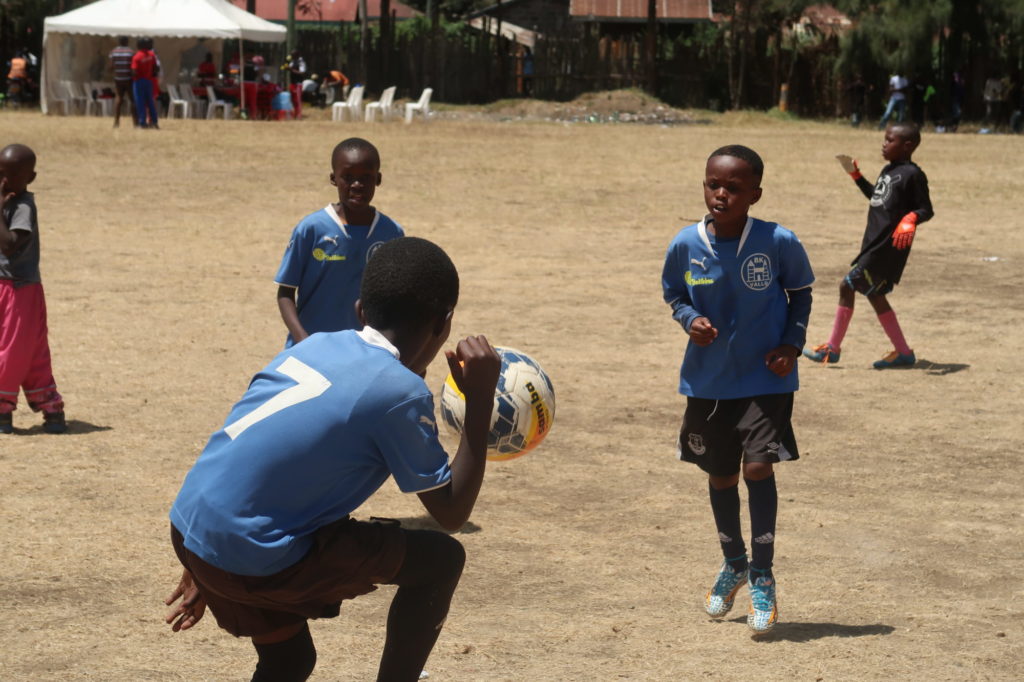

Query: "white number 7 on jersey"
left=224, top=356, right=332, bottom=440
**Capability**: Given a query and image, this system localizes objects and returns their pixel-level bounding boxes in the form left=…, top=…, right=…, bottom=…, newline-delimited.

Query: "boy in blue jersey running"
left=165, top=237, right=501, bottom=682
left=276, top=137, right=404, bottom=347
left=662, top=145, right=814, bottom=634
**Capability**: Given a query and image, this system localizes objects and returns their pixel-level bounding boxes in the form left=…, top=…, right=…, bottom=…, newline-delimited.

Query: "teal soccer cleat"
left=705, top=562, right=749, bottom=618
left=873, top=350, right=916, bottom=369
left=747, top=572, right=778, bottom=633
left=802, top=343, right=840, bottom=364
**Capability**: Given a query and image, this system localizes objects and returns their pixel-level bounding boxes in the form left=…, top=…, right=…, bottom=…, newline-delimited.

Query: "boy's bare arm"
left=417, top=335, right=501, bottom=531
left=0, top=180, right=31, bottom=256
left=276, top=285, right=308, bottom=343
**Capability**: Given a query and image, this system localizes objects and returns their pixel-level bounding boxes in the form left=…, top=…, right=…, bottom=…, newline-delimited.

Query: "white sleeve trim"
left=403, top=478, right=452, bottom=495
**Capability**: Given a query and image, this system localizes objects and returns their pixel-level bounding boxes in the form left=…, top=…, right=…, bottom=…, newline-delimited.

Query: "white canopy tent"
left=42, top=0, right=286, bottom=114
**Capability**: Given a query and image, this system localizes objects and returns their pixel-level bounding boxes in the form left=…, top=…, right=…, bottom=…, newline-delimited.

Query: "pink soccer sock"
left=877, top=310, right=912, bottom=355
left=827, top=306, right=854, bottom=350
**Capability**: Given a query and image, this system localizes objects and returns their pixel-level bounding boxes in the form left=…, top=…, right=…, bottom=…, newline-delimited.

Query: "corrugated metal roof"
left=230, top=0, right=418, bottom=23
left=569, top=0, right=712, bottom=22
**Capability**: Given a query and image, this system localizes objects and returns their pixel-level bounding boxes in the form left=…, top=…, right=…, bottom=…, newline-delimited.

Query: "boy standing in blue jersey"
left=276, top=137, right=403, bottom=347
left=804, top=122, right=933, bottom=368
left=662, top=145, right=814, bottom=634
left=165, top=237, right=500, bottom=681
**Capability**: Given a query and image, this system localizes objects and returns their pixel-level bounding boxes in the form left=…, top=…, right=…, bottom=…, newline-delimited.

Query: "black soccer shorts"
left=845, top=262, right=894, bottom=296
left=677, top=393, right=799, bottom=477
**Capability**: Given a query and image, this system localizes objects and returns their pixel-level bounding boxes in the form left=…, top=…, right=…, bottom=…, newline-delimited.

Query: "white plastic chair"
left=167, top=84, right=190, bottom=119
left=50, top=82, right=74, bottom=115
left=206, top=85, right=232, bottom=120
left=364, top=86, right=397, bottom=122
left=404, top=87, right=432, bottom=123
left=331, top=85, right=364, bottom=122
left=180, top=84, right=206, bottom=118
left=61, top=81, right=89, bottom=114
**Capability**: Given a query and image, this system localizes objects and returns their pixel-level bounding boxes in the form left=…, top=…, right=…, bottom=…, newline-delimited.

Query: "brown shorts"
left=171, top=517, right=406, bottom=637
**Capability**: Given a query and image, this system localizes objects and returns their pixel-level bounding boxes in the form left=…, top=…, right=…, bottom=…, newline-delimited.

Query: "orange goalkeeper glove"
left=892, top=212, right=918, bottom=250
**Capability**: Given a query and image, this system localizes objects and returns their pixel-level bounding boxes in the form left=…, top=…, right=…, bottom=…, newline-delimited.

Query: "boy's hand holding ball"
left=445, top=336, right=501, bottom=403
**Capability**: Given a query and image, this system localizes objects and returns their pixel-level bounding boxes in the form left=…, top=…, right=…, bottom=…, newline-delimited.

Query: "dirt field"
left=1, top=101, right=1021, bottom=681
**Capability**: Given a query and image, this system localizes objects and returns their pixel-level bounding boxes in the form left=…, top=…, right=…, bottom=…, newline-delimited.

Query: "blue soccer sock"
left=746, top=475, right=778, bottom=574
left=708, top=482, right=747, bottom=572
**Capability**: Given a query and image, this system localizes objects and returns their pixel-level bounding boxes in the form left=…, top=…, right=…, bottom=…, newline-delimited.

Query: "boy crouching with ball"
left=165, top=237, right=500, bottom=681
left=661, top=145, right=814, bottom=634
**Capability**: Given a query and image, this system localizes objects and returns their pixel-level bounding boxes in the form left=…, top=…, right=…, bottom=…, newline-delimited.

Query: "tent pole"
left=239, top=35, right=245, bottom=117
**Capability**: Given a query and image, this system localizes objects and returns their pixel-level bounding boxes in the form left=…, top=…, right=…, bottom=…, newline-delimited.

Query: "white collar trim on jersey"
left=357, top=326, right=400, bottom=359
left=698, top=216, right=754, bottom=254
left=323, top=204, right=380, bottom=240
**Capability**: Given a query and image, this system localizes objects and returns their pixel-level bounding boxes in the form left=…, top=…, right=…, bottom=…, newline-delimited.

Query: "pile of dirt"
left=436, top=89, right=714, bottom=126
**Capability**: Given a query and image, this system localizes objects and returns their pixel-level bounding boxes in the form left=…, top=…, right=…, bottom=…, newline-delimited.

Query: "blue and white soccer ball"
left=440, top=347, right=556, bottom=461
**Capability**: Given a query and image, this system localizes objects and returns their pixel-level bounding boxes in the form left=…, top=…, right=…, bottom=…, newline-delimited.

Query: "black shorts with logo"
left=845, top=262, right=895, bottom=296
left=677, top=393, right=799, bottom=477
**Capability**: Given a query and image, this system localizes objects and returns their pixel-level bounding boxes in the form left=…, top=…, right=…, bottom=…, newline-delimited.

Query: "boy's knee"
left=743, top=461, right=774, bottom=481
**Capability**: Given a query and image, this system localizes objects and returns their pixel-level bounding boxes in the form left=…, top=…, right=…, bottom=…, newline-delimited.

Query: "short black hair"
left=0, top=143, right=36, bottom=172
left=331, top=137, right=380, bottom=170
left=360, top=237, right=459, bottom=332
left=708, top=144, right=764, bottom=181
left=889, top=121, right=921, bottom=147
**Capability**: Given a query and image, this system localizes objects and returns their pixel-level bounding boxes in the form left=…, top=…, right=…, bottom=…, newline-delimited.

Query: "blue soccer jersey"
left=662, top=217, right=815, bottom=399
left=169, top=327, right=451, bottom=577
left=275, top=207, right=404, bottom=347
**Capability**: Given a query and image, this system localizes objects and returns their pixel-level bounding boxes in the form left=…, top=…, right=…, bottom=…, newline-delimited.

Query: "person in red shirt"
left=197, top=52, right=217, bottom=87
left=131, top=37, right=159, bottom=129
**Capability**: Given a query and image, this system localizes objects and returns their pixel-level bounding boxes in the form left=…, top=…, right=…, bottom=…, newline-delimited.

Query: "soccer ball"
left=439, top=347, right=555, bottom=461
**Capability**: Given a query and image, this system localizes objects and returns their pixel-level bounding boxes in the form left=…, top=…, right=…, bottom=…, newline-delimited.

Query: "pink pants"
left=290, top=84, right=303, bottom=118
left=0, top=280, right=63, bottom=414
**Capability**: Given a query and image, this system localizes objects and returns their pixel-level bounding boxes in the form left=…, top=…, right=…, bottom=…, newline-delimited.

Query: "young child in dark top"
left=804, top=122, right=934, bottom=368
left=662, top=145, right=814, bottom=634
left=0, top=143, right=66, bottom=434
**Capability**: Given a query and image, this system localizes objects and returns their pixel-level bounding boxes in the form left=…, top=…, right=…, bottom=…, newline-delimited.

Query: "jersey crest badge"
left=870, top=172, right=902, bottom=207
left=687, top=433, right=706, bottom=456
left=741, top=253, right=772, bottom=291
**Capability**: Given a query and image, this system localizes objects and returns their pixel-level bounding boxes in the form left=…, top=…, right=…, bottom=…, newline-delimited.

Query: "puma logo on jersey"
left=320, top=235, right=339, bottom=246
left=691, top=256, right=709, bottom=271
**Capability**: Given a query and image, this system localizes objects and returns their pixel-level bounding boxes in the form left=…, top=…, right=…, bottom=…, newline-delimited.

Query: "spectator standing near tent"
left=878, top=73, right=908, bottom=128
left=132, top=37, right=159, bottom=129
left=285, top=49, right=307, bottom=119
left=109, top=36, right=136, bottom=128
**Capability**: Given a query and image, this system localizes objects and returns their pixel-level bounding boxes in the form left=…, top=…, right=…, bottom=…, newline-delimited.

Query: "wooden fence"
left=282, top=23, right=849, bottom=117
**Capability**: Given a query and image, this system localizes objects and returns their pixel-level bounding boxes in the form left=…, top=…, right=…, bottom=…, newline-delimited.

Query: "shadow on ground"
left=13, top=419, right=113, bottom=436
left=729, top=617, right=896, bottom=643
left=912, top=359, right=970, bottom=375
